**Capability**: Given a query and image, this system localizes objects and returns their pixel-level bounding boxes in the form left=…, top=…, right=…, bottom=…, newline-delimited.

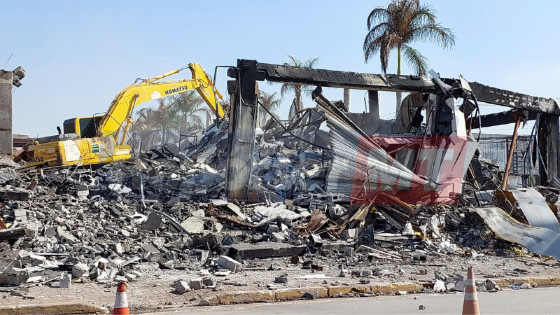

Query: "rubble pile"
left=0, top=112, right=559, bottom=298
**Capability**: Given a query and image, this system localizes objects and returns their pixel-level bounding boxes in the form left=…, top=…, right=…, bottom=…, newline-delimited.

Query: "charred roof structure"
left=225, top=59, right=560, bottom=202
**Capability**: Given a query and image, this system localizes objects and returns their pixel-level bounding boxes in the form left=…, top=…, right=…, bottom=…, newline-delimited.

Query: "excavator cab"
left=63, top=116, right=104, bottom=138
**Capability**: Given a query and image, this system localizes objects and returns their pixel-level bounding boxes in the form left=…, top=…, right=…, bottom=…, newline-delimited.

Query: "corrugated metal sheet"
left=510, top=188, right=560, bottom=232
left=474, top=206, right=560, bottom=259
left=319, top=106, right=424, bottom=199
left=319, top=103, right=477, bottom=204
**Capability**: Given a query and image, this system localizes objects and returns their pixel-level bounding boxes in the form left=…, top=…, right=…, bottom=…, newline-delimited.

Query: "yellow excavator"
left=19, top=63, right=225, bottom=168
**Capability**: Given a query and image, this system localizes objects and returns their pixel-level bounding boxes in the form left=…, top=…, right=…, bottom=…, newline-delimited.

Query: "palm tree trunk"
left=296, top=88, right=302, bottom=113
left=396, top=44, right=403, bottom=114
left=397, top=45, right=402, bottom=75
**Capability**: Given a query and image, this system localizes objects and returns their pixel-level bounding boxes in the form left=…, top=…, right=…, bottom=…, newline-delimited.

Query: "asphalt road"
left=146, top=287, right=560, bottom=315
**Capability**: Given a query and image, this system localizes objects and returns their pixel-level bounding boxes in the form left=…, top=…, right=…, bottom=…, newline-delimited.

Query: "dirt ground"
left=2, top=253, right=559, bottom=313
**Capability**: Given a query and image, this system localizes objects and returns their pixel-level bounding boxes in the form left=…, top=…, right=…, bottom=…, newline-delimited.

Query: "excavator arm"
left=99, top=63, right=225, bottom=138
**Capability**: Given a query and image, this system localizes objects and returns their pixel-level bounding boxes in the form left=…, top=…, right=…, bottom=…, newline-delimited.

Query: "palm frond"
left=363, top=22, right=390, bottom=54
left=407, top=23, right=456, bottom=48
left=285, top=55, right=303, bottom=67
left=402, top=45, right=428, bottom=75
left=366, top=7, right=390, bottom=29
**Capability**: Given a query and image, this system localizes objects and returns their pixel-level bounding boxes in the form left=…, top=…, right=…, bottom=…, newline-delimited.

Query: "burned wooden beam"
left=255, top=62, right=438, bottom=93
left=538, top=114, right=560, bottom=184
left=470, top=82, right=560, bottom=115
left=468, top=110, right=538, bottom=128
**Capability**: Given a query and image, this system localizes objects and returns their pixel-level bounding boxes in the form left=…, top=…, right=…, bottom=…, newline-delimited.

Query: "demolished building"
left=0, top=59, right=559, bottom=301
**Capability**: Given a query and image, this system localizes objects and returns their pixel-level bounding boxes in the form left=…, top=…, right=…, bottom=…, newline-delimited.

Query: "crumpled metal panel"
left=474, top=206, right=560, bottom=259
left=321, top=107, right=425, bottom=198
left=510, top=188, right=560, bottom=232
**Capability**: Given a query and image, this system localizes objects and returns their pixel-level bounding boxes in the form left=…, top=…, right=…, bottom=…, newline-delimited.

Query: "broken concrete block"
left=433, top=279, right=446, bottom=292
left=0, top=267, right=29, bottom=285
left=140, top=212, right=162, bottom=231
left=211, top=199, right=228, bottom=207
left=271, top=232, right=286, bottom=242
left=181, top=216, right=205, bottom=234
left=56, top=226, right=77, bottom=243
left=309, top=234, right=323, bottom=248
left=120, top=273, right=134, bottom=281
left=229, top=242, right=307, bottom=260
left=25, top=221, right=39, bottom=238
left=343, top=247, right=354, bottom=257
left=485, top=279, right=500, bottom=291
left=217, top=255, right=243, bottom=273
left=26, top=275, right=42, bottom=283
left=274, top=274, right=288, bottom=284
left=189, top=278, right=203, bottom=290
left=59, top=272, right=71, bottom=288
left=520, top=282, right=532, bottom=289
left=343, top=228, right=357, bottom=240
left=72, top=263, right=89, bottom=278
left=199, top=250, right=209, bottom=264
left=266, top=224, right=280, bottom=234
left=351, top=270, right=372, bottom=277
left=226, top=203, right=247, bottom=221
left=115, top=243, right=124, bottom=255
left=108, top=183, right=132, bottom=194
left=175, top=280, right=191, bottom=293
left=453, top=280, right=466, bottom=292
left=402, top=222, right=415, bottom=236
left=202, top=276, right=216, bottom=287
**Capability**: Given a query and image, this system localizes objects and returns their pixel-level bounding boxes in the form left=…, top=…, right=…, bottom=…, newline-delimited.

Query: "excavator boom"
left=100, top=63, right=224, bottom=137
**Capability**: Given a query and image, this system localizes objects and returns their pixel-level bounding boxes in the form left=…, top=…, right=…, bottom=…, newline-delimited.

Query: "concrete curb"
left=201, top=282, right=423, bottom=306
left=0, top=302, right=108, bottom=314
left=5, top=276, right=558, bottom=311
left=200, top=276, right=560, bottom=306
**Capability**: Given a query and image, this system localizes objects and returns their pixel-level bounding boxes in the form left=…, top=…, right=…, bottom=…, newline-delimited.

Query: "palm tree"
left=258, top=91, right=281, bottom=128
left=363, top=0, right=455, bottom=76
left=280, top=55, right=319, bottom=118
left=167, top=90, right=206, bottom=131
left=132, top=100, right=174, bottom=144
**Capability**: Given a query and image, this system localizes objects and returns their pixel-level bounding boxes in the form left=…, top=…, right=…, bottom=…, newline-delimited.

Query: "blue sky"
left=2, top=0, right=559, bottom=137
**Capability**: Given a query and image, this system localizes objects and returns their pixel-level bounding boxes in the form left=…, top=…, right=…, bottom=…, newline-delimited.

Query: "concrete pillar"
left=225, top=60, right=259, bottom=201
left=368, top=90, right=379, bottom=120
left=343, top=88, right=351, bottom=112
left=0, top=70, right=13, bottom=154
left=538, top=114, right=560, bottom=185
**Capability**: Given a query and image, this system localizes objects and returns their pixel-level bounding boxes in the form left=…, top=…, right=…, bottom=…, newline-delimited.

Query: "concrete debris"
left=433, top=279, right=446, bottom=292
left=189, top=278, right=203, bottom=290
left=1, top=84, right=560, bottom=302
left=217, top=255, right=243, bottom=273
left=71, top=263, right=89, bottom=279
left=59, top=272, right=71, bottom=288
left=174, top=280, right=191, bottom=294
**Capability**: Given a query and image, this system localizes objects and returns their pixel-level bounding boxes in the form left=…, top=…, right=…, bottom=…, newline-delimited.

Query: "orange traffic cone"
left=462, top=266, right=480, bottom=315
left=113, top=282, right=130, bottom=315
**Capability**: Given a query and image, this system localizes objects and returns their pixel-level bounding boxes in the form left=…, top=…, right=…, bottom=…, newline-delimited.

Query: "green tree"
left=133, top=100, right=174, bottom=143
left=258, top=91, right=281, bottom=128
left=280, top=55, right=319, bottom=118
left=167, top=90, right=206, bottom=130
left=363, top=0, right=455, bottom=76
